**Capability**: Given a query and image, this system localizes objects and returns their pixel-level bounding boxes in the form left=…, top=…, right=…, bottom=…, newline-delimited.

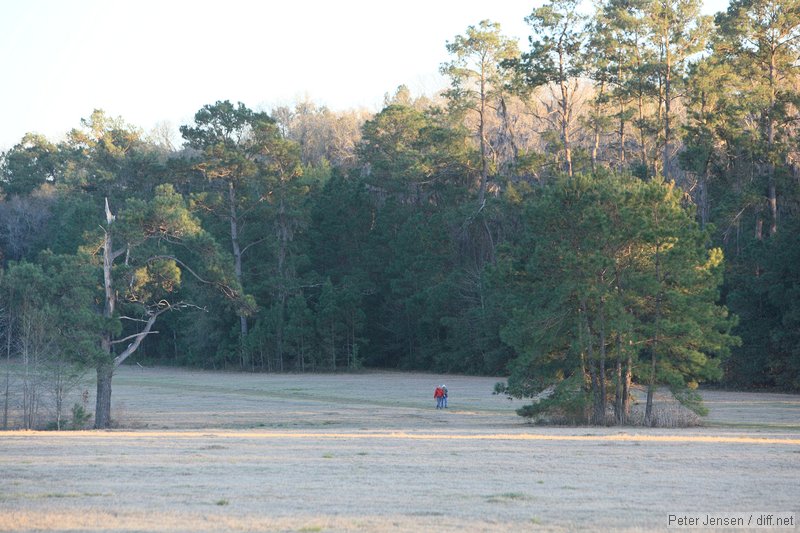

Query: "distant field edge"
left=2, top=430, right=799, bottom=446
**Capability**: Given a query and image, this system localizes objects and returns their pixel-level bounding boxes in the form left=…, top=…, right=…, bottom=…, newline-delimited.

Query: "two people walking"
left=434, top=384, right=448, bottom=409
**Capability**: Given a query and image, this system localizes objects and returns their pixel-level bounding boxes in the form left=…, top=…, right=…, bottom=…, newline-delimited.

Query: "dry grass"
left=1, top=366, right=799, bottom=532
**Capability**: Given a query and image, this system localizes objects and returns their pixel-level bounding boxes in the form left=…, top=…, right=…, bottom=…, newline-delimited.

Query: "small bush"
left=70, top=403, right=92, bottom=430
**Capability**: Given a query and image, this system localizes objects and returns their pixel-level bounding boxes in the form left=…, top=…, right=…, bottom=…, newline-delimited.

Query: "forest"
left=0, top=0, right=798, bottom=429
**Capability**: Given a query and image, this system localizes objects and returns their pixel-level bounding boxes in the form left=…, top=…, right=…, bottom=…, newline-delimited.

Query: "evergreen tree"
left=497, top=172, right=738, bottom=424
left=441, top=20, right=520, bottom=204
left=181, top=101, right=303, bottom=365
left=647, top=0, right=711, bottom=180
left=514, top=0, right=588, bottom=177
left=85, top=185, right=241, bottom=428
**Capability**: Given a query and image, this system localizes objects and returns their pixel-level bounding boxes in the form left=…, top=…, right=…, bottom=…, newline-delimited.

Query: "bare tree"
left=0, top=186, right=56, bottom=262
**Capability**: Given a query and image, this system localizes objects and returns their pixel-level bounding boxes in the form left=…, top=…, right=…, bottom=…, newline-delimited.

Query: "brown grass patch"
left=1, top=366, right=798, bottom=532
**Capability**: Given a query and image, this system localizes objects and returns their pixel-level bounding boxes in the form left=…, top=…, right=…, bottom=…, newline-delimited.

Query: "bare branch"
left=119, top=316, right=151, bottom=323
left=240, top=236, right=269, bottom=256
left=111, top=246, right=128, bottom=261
left=113, top=311, right=161, bottom=367
left=145, top=255, right=240, bottom=300
left=110, top=331, right=160, bottom=345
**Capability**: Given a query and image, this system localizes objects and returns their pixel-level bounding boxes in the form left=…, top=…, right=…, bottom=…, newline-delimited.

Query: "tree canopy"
left=1, top=3, right=798, bottom=429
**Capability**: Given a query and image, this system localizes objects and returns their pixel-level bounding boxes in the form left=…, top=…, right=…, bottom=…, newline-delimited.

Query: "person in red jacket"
left=434, top=386, right=444, bottom=409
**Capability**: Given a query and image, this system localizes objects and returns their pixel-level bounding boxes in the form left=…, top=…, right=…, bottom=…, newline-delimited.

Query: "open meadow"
left=1, top=366, right=799, bottom=532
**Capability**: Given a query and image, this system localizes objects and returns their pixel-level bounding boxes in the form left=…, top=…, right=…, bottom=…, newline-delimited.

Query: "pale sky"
left=0, top=0, right=729, bottom=150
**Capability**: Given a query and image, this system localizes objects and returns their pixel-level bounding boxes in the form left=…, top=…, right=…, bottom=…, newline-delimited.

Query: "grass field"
left=1, top=366, right=798, bottom=532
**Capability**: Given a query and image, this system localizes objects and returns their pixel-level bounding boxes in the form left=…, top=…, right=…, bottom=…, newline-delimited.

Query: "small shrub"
left=486, top=492, right=531, bottom=503
left=70, top=403, right=92, bottom=430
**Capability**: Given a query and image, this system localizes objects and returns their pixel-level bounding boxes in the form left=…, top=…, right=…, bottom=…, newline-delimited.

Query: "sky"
left=0, top=0, right=729, bottom=151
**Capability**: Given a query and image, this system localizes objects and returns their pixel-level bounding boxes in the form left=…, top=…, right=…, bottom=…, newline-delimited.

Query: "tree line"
left=1, top=0, right=798, bottom=428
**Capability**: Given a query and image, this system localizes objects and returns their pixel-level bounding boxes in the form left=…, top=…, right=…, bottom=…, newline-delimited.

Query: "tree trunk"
left=554, top=41, right=574, bottom=177
left=94, top=362, right=114, bottom=429
left=638, top=93, right=648, bottom=173
left=614, top=359, right=623, bottom=424
left=583, top=301, right=602, bottom=424
left=592, top=79, right=606, bottom=173
left=498, top=96, right=520, bottom=166
left=767, top=49, right=777, bottom=236
left=698, top=89, right=711, bottom=229
left=94, top=311, right=160, bottom=429
left=560, top=78, right=573, bottom=177
left=655, top=59, right=664, bottom=179
left=588, top=341, right=601, bottom=424
left=634, top=39, right=649, bottom=174
left=2, top=364, right=8, bottom=430
left=478, top=69, right=489, bottom=205
left=3, top=310, right=11, bottom=430
left=617, top=59, right=627, bottom=169
left=613, top=263, right=628, bottom=425
left=578, top=301, right=588, bottom=380
left=330, top=323, right=336, bottom=371
left=228, top=182, right=248, bottom=354
left=645, top=239, right=662, bottom=426
left=663, top=39, right=672, bottom=182
left=768, top=180, right=777, bottom=236
left=103, top=231, right=116, bottom=320
left=97, top=219, right=117, bottom=429
left=645, top=343, right=657, bottom=426
left=614, top=333, right=624, bottom=424
left=299, top=335, right=306, bottom=373
left=623, top=348, right=632, bottom=419
left=96, top=211, right=161, bottom=428
left=597, top=296, right=607, bottom=425
left=699, top=157, right=711, bottom=229
left=54, top=375, right=64, bottom=431
left=275, top=195, right=289, bottom=373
